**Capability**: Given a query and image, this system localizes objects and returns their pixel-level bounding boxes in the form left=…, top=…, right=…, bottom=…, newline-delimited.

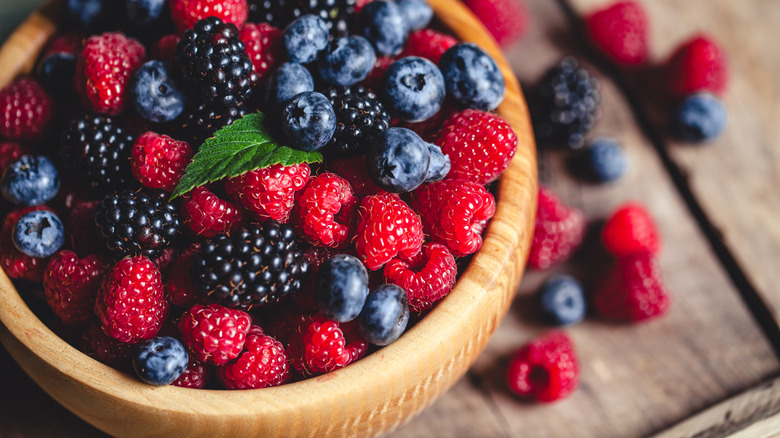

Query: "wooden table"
left=2, top=0, right=780, bottom=436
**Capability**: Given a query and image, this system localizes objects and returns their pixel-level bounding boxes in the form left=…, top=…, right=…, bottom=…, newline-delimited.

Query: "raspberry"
left=0, top=78, right=54, bottom=141
left=43, top=32, right=83, bottom=56
left=0, top=142, right=24, bottom=171
left=602, top=202, right=661, bottom=257
left=178, top=303, right=252, bottom=365
left=356, top=192, right=424, bottom=270
left=665, top=34, right=729, bottom=100
left=239, top=23, right=282, bottom=85
left=68, top=200, right=104, bottom=256
left=288, top=315, right=367, bottom=375
left=267, top=302, right=315, bottom=343
left=74, top=32, right=146, bottom=115
left=172, top=356, right=210, bottom=388
left=226, top=163, right=310, bottom=222
left=164, top=249, right=199, bottom=307
left=462, top=0, right=529, bottom=47
left=528, top=187, right=586, bottom=269
left=436, top=109, right=518, bottom=185
left=151, top=246, right=179, bottom=275
left=594, top=252, right=670, bottom=322
left=43, top=250, right=110, bottom=327
left=182, top=186, right=244, bottom=237
left=170, top=0, right=249, bottom=34
left=0, top=206, right=51, bottom=282
left=400, top=29, right=457, bottom=64
left=293, top=173, right=358, bottom=248
left=325, top=156, right=382, bottom=198
left=95, top=256, right=167, bottom=343
left=585, top=0, right=648, bottom=66
left=83, top=323, right=133, bottom=370
left=506, top=331, right=579, bottom=402
left=151, top=34, right=181, bottom=63
left=411, top=180, right=496, bottom=257
left=218, top=326, right=290, bottom=389
left=384, top=242, right=456, bottom=312
left=131, top=132, right=194, bottom=192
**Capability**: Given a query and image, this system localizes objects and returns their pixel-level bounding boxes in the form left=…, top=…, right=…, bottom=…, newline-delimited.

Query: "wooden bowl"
left=0, top=1, right=537, bottom=436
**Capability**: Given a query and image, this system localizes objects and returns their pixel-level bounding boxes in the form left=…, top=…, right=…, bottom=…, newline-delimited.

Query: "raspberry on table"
left=226, top=163, right=310, bottom=223
left=294, top=173, right=358, bottom=248
left=356, top=192, right=424, bottom=270
left=528, top=186, right=586, bottom=270
left=43, top=250, right=110, bottom=327
left=602, top=202, right=661, bottom=257
left=594, top=251, right=670, bottom=322
left=218, top=326, right=291, bottom=389
left=585, top=0, right=649, bottom=66
left=131, top=132, right=194, bottom=192
left=239, top=22, right=282, bottom=85
left=95, top=255, right=168, bottom=344
left=506, top=330, right=579, bottom=402
left=0, top=77, right=54, bottom=141
left=169, top=0, right=249, bottom=34
left=288, top=315, right=368, bottom=375
left=462, top=0, right=529, bottom=47
left=172, top=356, right=210, bottom=389
left=400, top=29, right=457, bottom=64
left=182, top=186, right=244, bottom=237
left=383, top=242, right=456, bottom=312
left=323, top=85, right=391, bottom=157
left=178, top=303, right=252, bottom=365
left=665, top=34, right=729, bottom=100
left=0, top=206, right=52, bottom=282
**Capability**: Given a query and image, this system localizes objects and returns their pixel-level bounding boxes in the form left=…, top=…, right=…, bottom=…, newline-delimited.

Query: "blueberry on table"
left=366, top=127, right=431, bottom=192
left=265, top=62, right=315, bottom=114
left=358, top=284, right=410, bottom=346
left=131, top=60, right=187, bottom=123
left=12, top=210, right=65, bottom=258
left=318, top=36, right=377, bottom=87
left=397, top=0, right=433, bottom=32
left=538, top=275, right=586, bottom=326
left=577, top=138, right=628, bottom=183
left=315, top=254, right=370, bottom=322
left=381, top=56, right=445, bottom=122
left=133, top=337, right=189, bottom=386
left=671, top=93, right=728, bottom=143
left=282, top=15, right=330, bottom=64
left=358, top=0, right=409, bottom=56
left=2, top=155, right=60, bottom=206
left=439, top=43, right=506, bottom=111
left=282, top=91, right=337, bottom=151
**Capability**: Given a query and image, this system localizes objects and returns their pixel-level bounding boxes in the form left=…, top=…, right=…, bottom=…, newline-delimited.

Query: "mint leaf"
left=171, top=112, right=322, bottom=198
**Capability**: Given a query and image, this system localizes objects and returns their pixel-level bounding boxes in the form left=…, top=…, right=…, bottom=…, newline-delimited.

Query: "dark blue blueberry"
left=538, top=275, right=586, bottom=326
left=424, top=142, right=450, bottom=182
left=397, top=0, right=433, bottom=31
left=2, top=155, right=60, bottom=206
left=358, top=284, right=409, bottom=346
left=577, top=138, right=628, bottom=183
left=439, top=43, right=506, bottom=111
left=125, top=0, right=167, bottom=26
left=282, top=15, right=330, bottom=64
left=381, top=56, right=445, bottom=122
left=131, top=60, right=187, bottom=123
left=315, top=254, right=370, bottom=322
left=64, top=0, right=110, bottom=28
left=366, top=127, right=430, bottom=192
left=36, top=53, right=77, bottom=99
left=265, top=62, right=315, bottom=114
left=318, top=36, right=377, bottom=87
left=671, top=93, right=728, bottom=143
left=282, top=91, right=337, bottom=151
left=132, top=336, right=189, bottom=386
left=12, top=210, right=64, bottom=258
left=358, top=1, right=408, bottom=56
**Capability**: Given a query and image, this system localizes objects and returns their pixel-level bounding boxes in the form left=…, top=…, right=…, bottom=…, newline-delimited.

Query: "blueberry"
left=358, top=1, right=408, bottom=56
left=366, top=127, right=430, bottom=192
left=318, top=36, right=377, bottom=87
left=131, top=60, right=187, bottom=123
left=576, top=138, right=628, bottom=183
left=358, top=284, right=410, bottom=346
left=2, top=156, right=60, bottom=206
left=12, top=210, right=64, bottom=258
left=125, top=0, right=166, bottom=26
left=282, top=91, right=337, bottom=151
left=315, top=254, right=370, bottom=322
left=37, top=53, right=77, bottom=98
left=538, top=275, right=586, bottom=326
left=282, top=15, right=330, bottom=64
left=265, top=62, right=315, bottom=114
left=64, top=0, right=110, bottom=28
left=132, top=336, right=189, bottom=386
left=397, top=0, right=433, bottom=31
left=381, top=56, right=445, bottom=122
left=439, top=43, right=506, bottom=111
left=425, top=142, right=450, bottom=182
left=671, top=93, right=728, bottom=143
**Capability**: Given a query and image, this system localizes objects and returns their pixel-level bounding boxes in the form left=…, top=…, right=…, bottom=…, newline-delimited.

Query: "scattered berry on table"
left=665, top=34, right=729, bottom=100
left=585, top=0, right=648, bottom=66
left=177, top=102, right=247, bottom=146
left=281, top=15, right=331, bottom=65
left=594, top=251, right=670, bottom=322
left=293, top=173, right=358, bottom=248
left=264, top=62, right=315, bottom=115
left=125, top=0, right=168, bottom=27
left=130, top=61, right=187, bottom=123
left=396, top=0, right=432, bottom=32
left=399, top=29, right=457, bottom=64
left=381, top=56, right=445, bottom=122
left=131, top=132, right=193, bottom=192
left=181, top=186, right=244, bottom=237
left=528, top=186, right=586, bottom=269
left=356, top=192, right=423, bottom=270
left=0, top=77, right=54, bottom=141
left=318, top=36, right=377, bottom=87
left=225, top=163, right=310, bottom=222
left=439, top=43, right=506, bottom=111
left=323, top=86, right=390, bottom=157
left=575, top=137, right=628, bottom=183
left=506, top=330, right=579, bottom=402
left=133, top=336, right=189, bottom=386
left=366, top=127, right=431, bottom=192
left=462, top=0, right=529, bottom=47
left=151, top=34, right=181, bottom=63
left=178, top=303, right=252, bottom=365
left=602, top=202, right=661, bottom=257
left=171, top=356, right=210, bottom=388
left=218, top=326, right=290, bottom=389
left=12, top=210, right=65, bottom=258
left=358, top=283, right=409, bottom=346
left=288, top=315, right=368, bottom=375
left=281, top=91, right=337, bottom=151
left=0, top=207, right=52, bottom=281
left=359, top=0, right=409, bottom=56
left=169, top=0, right=249, bottom=34
left=1, top=155, right=60, bottom=206
left=325, top=156, right=383, bottom=198
left=239, top=22, right=282, bottom=85
left=538, top=275, right=586, bottom=326
left=670, top=93, right=728, bottom=143
left=383, top=242, right=456, bottom=312
left=36, top=53, right=77, bottom=99
left=43, top=251, right=110, bottom=327
left=314, top=254, right=369, bottom=322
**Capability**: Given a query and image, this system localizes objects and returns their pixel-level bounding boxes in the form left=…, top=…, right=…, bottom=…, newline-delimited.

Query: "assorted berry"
left=575, top=137, right=629, bottom=183
left=0, top=78, right=54, bottom=141
left=537, top=275, right=586, bottom=327
left=594, top=251, right=670, bottom=322
left=506, top=331, right=579, bottom=402
left=602, top=202, right=661, bottom=257
left=462, top=0, right=528, bottom=47
left=528, top=186, right=585, bottom=269
left=671, top=93, right=728, bottom=143
left=665, top=34, right=729, bottom=100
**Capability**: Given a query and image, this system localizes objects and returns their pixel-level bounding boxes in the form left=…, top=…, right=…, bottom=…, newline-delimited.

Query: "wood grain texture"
left=0, top=0, right=56, bottom=88
left=0, top=1, right=537, bottom=437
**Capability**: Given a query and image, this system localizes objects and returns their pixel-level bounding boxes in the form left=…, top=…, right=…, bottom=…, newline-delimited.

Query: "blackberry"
left=532, top=57, right=600, bottom=149
left=61, top=113, right=135, bottom=193
left=95, top=190, right=181, bottom=259
left=176, top=17, right=258, bottom=108
left=191, top=221, right=310, bottom=310
left=248, top=0, right=357, bottom=36
left=324, top=86, right=390, bottom=156
left=178, top=102, right=248, bottom=147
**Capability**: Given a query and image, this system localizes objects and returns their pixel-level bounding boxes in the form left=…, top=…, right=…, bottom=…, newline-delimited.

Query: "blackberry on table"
left=95, top=190, right=181, bottom=259
left=532, top=57, right=600, bottom=149
left=248, top=0, right=357, bottom=36
left=324, top=86, right=390, bottom=157
left=178, top=102, right=248, bottom=147
left=191, top=221, right=310, bottom=310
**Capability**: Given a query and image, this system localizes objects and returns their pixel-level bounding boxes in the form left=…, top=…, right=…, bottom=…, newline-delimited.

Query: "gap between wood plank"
left=552, top=0, right=780, bottom=359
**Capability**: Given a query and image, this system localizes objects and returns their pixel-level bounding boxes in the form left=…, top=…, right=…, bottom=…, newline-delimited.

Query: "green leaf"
left=171, top=112, right=322, bottom=199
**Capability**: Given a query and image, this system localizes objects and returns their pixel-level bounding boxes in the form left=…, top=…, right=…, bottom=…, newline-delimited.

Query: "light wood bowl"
left=0, top=1, right=537, bottom=436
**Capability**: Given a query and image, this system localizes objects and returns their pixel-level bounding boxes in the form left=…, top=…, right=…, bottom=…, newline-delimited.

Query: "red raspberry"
left=152, top=34, right=181, bottom=63
left=83, top=323, right=133, bottom=370
left=437, top=109, right=518, bottom=185
left=0, top=206, right=51, bottom=282
left=169, top=0, right=249, bottom=34
left=359, top=55, right=396, bottom=92
left=226, top=163, right=310, bottom=222
left=43, top=32, right=83, bottom=56
left=178, top=303, right=252, bottom=365
left=400, top=29, right=457, bottom=64
left=356, top=192, right=424, bottom=270
left=462, top=0, right=529, bottom=47
left=585, top=0, right=648, bottom=66
left=506, top=331, right=579, bottom=402
left=182, top=186, right=244, bottom=237
left=0, top=77, right=54, bottom=141
left=325, top=156, right=382, bottom=198
left=267, top=302, right=315, bottom=343
left=665, top=34, right=728, bottom=100
left=218, top=326, right=290, bottom=389
left=602, top=202, right=660, bottom=257
left=594, top=252, right=670, bottom=322
left=0, top=142, right=24, bottom=171
left=68, top=200, right=105, bottom=257
left=293, top=173, right=358, bottom=248
left=239, top=23, right=282, bottom=85
left=131, top=131, right=194, bottom=192
left=95, top=256, right=167, bottom=344
left=74, top=32, right=146, bottom=115
left=384, top=242, right=457, bottom=312
left=43, top=250, right=110, bottom=327
left=528, top=187, right=586, bottom=269
left=288, top=315, right=367, bottom=376
left=172, top=356, right=210, bottom=388
left=411, top=180, right=496, bottom=257
left=151, top=246, right=179, bottom=275
left=164, top=248, right=200, bottom=307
